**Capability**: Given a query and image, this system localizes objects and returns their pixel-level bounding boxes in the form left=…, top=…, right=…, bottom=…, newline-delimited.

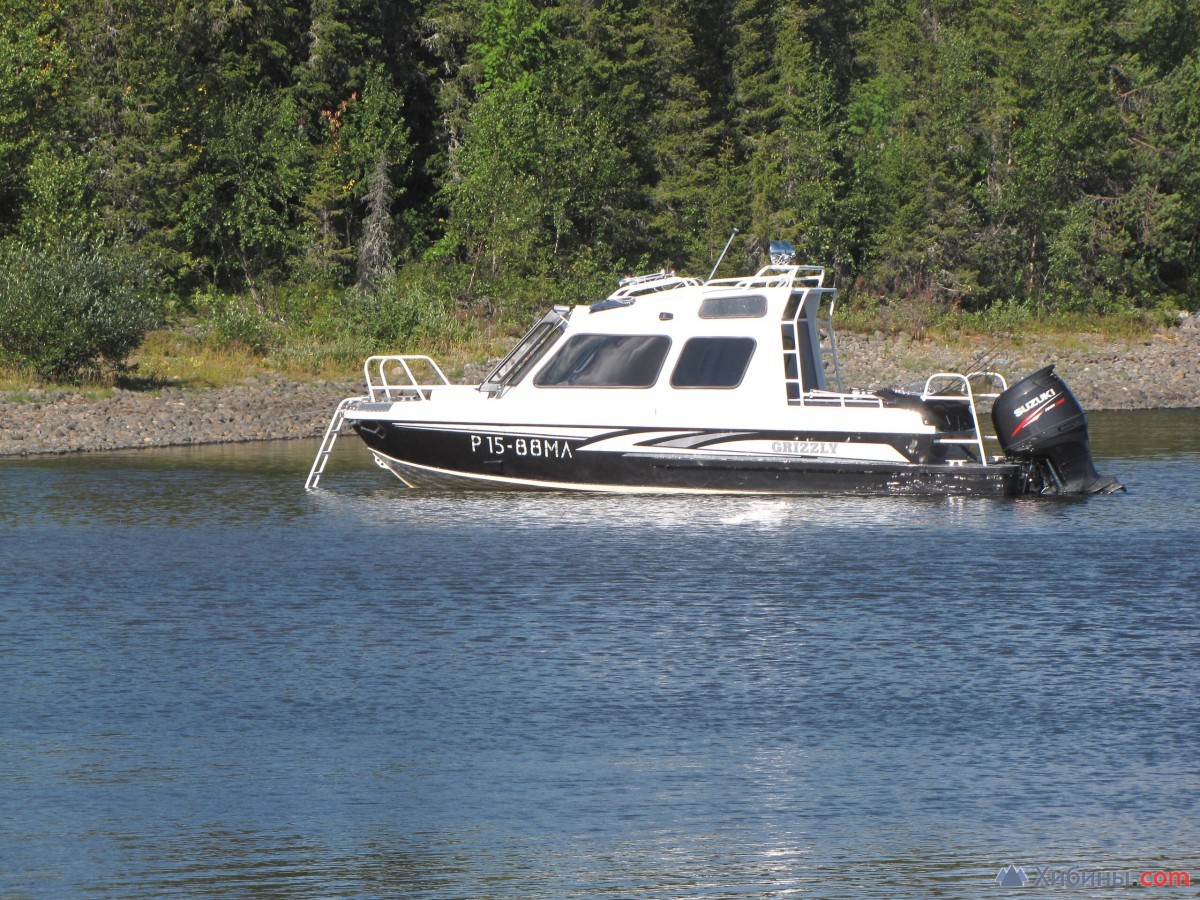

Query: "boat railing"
left=306, top=355, right=448, bottom=490
left=922, top=370, right=1008, bottom=399
left=797, top=391, right=885, bottom=408
left=921, top=371, right=1009, bottom=463
left=707, top=264, right=825, bottom=292
left=610, top=270, right=701, bottom=298
left=813, top=288, right=842, bottom=390
left=364, top=355, right=451, bottom=402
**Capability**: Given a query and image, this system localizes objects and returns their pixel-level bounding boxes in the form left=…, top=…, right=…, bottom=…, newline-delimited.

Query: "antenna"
left=708, top=228, right=739, bottom=282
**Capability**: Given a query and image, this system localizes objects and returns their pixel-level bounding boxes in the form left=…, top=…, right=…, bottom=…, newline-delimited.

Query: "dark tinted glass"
left=534, top=335, right=671, bottom=387
left=699, top=295, right=768, bottom=318
left=670, top=337, right=756, bottom=388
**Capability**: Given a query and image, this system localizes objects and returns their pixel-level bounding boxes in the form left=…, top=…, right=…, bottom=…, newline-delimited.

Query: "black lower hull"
left=352, top=421, right=1029, bottom=496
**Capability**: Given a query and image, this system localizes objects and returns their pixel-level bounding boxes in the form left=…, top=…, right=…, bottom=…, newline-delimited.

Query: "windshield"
left=479, top=308, right=568, bottom=394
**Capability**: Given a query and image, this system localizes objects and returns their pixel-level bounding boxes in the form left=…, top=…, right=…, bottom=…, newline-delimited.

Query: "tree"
left=342, top=64, right=412, bottom=291
left=180, top=92, right=307, bottom=300
left=729, top=1, right=845, bottom=269
left=0, top=0, right=69, bottom=232
left=432, top=0, right=639, bottom=291
left=1105, top=0, right=1200, bottom=306
left=1, top=0, right=1195, bottom=323
left=843, top=0, right=992, bottom=307
left=576, top=0, right=736, bottom=271
left=50, top=0, right=192, bottom=277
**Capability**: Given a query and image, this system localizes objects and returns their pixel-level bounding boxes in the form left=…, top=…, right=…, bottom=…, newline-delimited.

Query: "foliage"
left=342, top=63, right=413, bottom=291
left=192, top=289, right=280, bottom=354
left=0, top=240, right=162, bottom=382
left=0, top=0, right=69, bottom=228
left=179, top=92, right=308, bottom=297
left=17, top=144, right=101, bottom=245
left=354, top=272, right=471, bottom=350
left=0, top=0, right=1196, bottom=369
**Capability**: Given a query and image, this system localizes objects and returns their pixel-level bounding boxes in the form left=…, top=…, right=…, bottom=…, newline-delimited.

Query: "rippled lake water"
left=2, top=410, right=1197, bottom=897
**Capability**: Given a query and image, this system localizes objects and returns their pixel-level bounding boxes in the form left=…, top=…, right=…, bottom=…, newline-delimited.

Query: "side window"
left=671, top=337, right=756, bottom=388
left=534, top=334, right=671, bottom=387
left=480, top=313, right=566, bottom=393
left=699, top=295, right=768, bottom=319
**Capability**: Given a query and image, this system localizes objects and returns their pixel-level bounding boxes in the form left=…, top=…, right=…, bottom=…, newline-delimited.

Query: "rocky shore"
left=836, top=316, right=1200, bottom=410
left=2, top=319, right=1197, bottom=458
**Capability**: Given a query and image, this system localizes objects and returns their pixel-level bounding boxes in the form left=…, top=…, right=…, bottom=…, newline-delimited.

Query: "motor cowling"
left=992, top=365, right=1122, bottom=494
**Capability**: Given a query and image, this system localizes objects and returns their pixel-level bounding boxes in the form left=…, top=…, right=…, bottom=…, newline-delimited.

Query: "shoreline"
left=2, top=325, right=1197, bottom=458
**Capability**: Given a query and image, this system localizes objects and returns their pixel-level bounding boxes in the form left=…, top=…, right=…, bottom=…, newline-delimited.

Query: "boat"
left=306, top=241, right=1122, bottom=496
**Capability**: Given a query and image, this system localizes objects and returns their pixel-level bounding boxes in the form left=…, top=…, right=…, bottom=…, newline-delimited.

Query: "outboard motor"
left=992, top=365, right=1123, bottom=494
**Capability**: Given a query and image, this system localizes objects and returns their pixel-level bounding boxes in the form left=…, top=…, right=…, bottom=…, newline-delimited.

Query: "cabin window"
left=480, top=308, right=568, bottom=394
left=670, top=337, right=756, bottom=388
left=699, top=294, right=767, bottom=319
left=534, top=334, right=671, bottom=387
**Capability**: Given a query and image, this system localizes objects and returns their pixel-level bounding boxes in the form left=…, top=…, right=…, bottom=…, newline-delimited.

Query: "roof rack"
left=607, top=270, right=700, bottom=300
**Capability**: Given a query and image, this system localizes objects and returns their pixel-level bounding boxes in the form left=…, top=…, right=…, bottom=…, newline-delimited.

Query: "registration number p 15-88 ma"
left=470, top=434, right=574, bottom=459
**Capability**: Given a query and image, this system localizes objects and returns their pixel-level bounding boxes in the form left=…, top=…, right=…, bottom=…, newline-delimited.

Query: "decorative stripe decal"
left=1011, top=397, right=1065, bottom=437
left=642, top=431, right=751, bottom=449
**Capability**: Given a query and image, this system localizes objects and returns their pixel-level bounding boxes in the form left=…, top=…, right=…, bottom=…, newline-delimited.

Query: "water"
left=2, top=410, right=1198, bottom=898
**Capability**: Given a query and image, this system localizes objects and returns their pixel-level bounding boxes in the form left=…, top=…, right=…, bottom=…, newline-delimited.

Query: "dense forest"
left=2, top=0, right=1199, bottom=378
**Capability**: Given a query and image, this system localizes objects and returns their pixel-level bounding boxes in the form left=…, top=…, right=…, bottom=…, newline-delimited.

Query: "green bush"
left=321, top=266, right=472, bottom=351
left=192, top=289, right=279, bottom=354
left=0, top=240, right=162, bottom=382
left=365, top=279, right=467, bottom=350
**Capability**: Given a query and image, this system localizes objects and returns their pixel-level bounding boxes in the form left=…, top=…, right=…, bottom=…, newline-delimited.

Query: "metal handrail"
left=610, top=271, right=700, bottom=298
left=363, top=355, right=451, bottom=402
left=813, top=288, right=842, bottom=390
left=707, top=264, right=825, bottom=293
left=921, top=370, right=1009, bottom=400
left=921, top=371, right=1008, bottom=463
left=796, top=390, right=885, bottom=408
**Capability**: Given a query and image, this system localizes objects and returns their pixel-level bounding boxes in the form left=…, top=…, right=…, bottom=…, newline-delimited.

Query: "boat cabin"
left=475, top=263, right=842, bottom=407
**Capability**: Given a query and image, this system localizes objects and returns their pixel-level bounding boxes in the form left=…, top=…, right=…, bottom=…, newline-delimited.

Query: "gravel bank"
left=2, top=319, right=1197, bottom=458
left=0, top=377, right=360, bottom=457
left=836, top=316, right=1200, bottom=411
